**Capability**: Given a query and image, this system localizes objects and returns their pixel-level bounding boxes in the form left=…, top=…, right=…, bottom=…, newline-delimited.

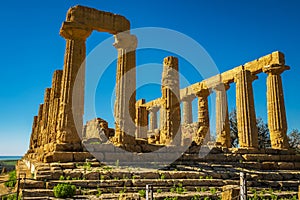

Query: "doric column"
left=148, top=106, right=159, bottom=133
left=57, top=22, right=92, bottom=148
left=235, top=69, right=258, bottom=148
left=36, top=104, right=44, bottom=147
left=113, top=32, right=137, bottom=144
left=41, top=88, right=51, bottom=146
left=160, top=56, right=181, bottom=145
left=263, top=64, right=290, bottom=149
left=29, top=116, right=38, bottom=150
left=135, top=99, right=148, bottom=139
left=47, top=70, right=63, bottom=144
left=214, top=83, right=231, bottom=148
left=182, top=95, right=195, bottom=124
left=194, top=88, right=210, bottom=145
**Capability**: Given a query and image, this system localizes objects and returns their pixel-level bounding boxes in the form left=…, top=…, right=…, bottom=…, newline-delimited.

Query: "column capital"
left=263, top=64, right=290, bottom=75
left=181, top=94, right=196, bottom=102
left=148, top=105, right=160, bottom=113
left=234, top=69, right=258, bottom=83
left=195, top=88, right=210, bottom=98
left=213, top=82, right=230, bottom=91
left=60, top=22, right=92, bottom=40
left=113, top=32, right=137, bottom=51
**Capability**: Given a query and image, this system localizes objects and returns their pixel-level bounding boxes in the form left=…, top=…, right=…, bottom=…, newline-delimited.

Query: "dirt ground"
left=0, top=174, right=11, bottom=195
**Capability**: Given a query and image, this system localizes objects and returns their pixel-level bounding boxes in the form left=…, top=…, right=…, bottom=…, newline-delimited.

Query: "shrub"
left=138, top=189, right=146, bottom=198
left=53, top=183, right=76, bottom=198
left=4, top=170, right=16, bottom=188
left=157, top=188, right=162, bottom=193
left=1, top=193, right=18, bottom=200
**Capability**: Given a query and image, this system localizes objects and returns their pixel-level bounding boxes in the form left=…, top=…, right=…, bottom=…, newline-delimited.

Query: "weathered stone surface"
left=214, top=83, right=231, bottom=148
left=73, top=152, right=94, bottom=162
left=181, top=95, right=195, bottom=124
left=82, top=118, right=112, bottom=143
left=148, top=106, right=159, bottom=133
left=235, top=68, right=258, bottom=148
left=135, top=99, right=148, bottom=139
left=194, top=86, right=210, bottom=145
left=263, top=64, right=289, bottom=149
left=222, top=185, right=240, bottom=200
left=113, top=32, right=137, bottom=145
left=160, top=56, right=181, bottom=145
left=57, top=22, right=92, bottom=147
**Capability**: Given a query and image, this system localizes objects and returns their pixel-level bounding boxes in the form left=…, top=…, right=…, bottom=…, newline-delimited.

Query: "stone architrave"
left=194, top=88, right=210, bottom=145
left=41, top=88, right=51, bottom=146
left=135, top=99, right=148, bottom=139
left=149, top=106, right=159, bottom=133
left=263, top=64, right=290, bottom=149
left=57, top=22, right=92, bottom=149
left=214, top=83, right=231, bottom=148
left=47, top=70, right=63, bottom=144
left=160, top=56, right=181, bottom=145
left=182, top=95, right=195, bottom=124
left=235, top=69, right=258, bottom=148
left=113, top=32, right=138, bottom=144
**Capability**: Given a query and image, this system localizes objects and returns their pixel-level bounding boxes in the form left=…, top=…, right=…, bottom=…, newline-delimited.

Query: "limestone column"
left=36, top=104, right=44, bottom=147
left=47, top=70, right=63, bottom=144
left=57, top=22, right=92, bottom=149
left=182, top=95, right=195, bottom=124
left=135, top=99, right=148, bottom=139
left=41, top=88, right=51, bottom=146
left=149, top=106, right=159, bottom=133
left=214, top=83, right=231, bottom=148
left=263, top=64, right=290, bottom=149
left=29, top=116, right=38, bottom=150
left=160, top=56, right=181, bottom=145
left=113, top=32, right=137, bottom=144
left=235, top=69, right=258, bottom=148
left=194, top=88, right=210, bottom=145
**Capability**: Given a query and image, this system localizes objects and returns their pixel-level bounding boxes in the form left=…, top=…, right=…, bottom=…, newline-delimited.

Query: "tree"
left=288, top=129, right=300, bottom=153
left=256, top=117, right=271, bottom=148
left=229, top=109, right=271, bottom=148
left=229, top=109, right=238, bottom=147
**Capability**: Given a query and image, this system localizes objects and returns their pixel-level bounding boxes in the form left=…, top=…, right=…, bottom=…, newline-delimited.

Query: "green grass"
left=0, top=160, right=17, bottom=167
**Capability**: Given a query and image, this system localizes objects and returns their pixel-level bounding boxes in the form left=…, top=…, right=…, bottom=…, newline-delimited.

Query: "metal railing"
left=0, top=172, right=26, bottom=200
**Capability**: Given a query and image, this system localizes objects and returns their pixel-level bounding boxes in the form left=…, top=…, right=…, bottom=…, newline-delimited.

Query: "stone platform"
left=16, top=148, right=300, bottom=199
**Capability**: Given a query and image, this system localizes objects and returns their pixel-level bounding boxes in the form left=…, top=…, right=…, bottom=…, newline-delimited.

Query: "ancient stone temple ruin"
left=24, top=5, right=292, bottom=166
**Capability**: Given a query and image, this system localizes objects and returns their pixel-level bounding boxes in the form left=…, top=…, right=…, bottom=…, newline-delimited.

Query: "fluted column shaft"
left=47, top=70, right=63, bottom=144
left=235, top=69, right=258, bottom=148
left=160, top=56, right=181, bottom=145
left=113, top=32, right=137, bottom=144
left=194, top=88, right=210, bottom=145
left=215, top=83, right=231, bottom=148
left=135, top=99, right=148, bottom=139
left=37, top=104, right=44, bottom=147
left=149, top=106, right=159, bottom=133
left=263, top=64, right=289, bottom=149
left=182, top=95, right=195, bottom=124
left=29, top=116, right=38, bottom=150
left=41, top=88, right=51, bottom=145
left=57, top=22, right=92, bottom=146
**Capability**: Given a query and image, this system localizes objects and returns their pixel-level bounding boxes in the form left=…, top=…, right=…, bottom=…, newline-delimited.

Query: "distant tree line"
left=228, top=109, right=300, bottom=152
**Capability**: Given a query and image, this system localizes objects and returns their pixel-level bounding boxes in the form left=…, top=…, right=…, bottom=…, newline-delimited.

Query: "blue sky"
left=0, top=0, right=299, bottom=155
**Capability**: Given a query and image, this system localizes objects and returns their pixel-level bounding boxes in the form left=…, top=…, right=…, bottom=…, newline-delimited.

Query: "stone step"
left=21, top=189, right=54, bottom=197
left=45, top=179, right=238, bottom=189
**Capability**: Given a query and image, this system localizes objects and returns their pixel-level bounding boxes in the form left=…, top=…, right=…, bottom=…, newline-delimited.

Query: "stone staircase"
left=18, top=159, right=299, bottom=199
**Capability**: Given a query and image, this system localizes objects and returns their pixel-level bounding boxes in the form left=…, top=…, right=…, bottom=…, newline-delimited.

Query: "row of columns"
left=141, top=64, right=289, bottom=149
left=29, top=22, right=289, bottom=152
left=29, top=22, right=139, bottom=151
